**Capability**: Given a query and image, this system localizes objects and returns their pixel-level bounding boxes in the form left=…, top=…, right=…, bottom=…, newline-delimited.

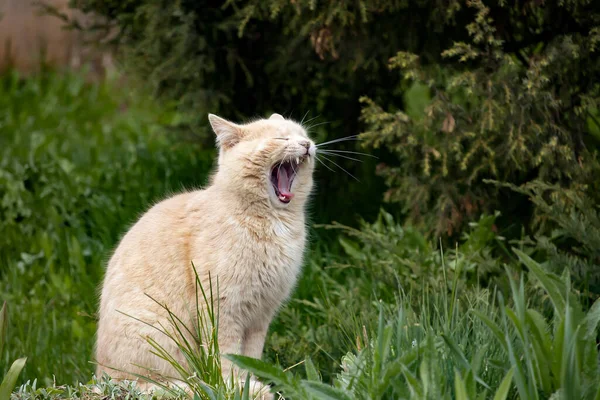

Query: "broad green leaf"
left=442, top=334, right=471, bottom=370
left=443, top=334, right=491, bottom=392
left=492, top=368, right=514, bottom=400
left=419, top=356, right=431, bottom=396
left=471, top=310, right=508, bottom=352
left=338, top=237, right=366, bottom=261
left=380, top=360, right=407, bottom=395
left=560, top=306, right=581, bottom=400
left=304, top=358, right=320, bottom=382
left=526, top=309, right=552, bottom=392
left=302, top=381, right=353, bottom=400
left=470, top=345, right=488, bottom=378
left=582, top=298, right=600, bottom=340
left=503, top=300, right=536, bottom=400
left=552, top=318, right=565, bottom=385
left=225, top=355, right=291, bottom=386
left=526, top=309, right=551, bottom=355
left=197, top=383, right=217, bottom=400
left=401, top=365, right=424, bottom=398
left=374, top=312, right=393, bottom=380
left=0, top=357, right=27, bottom=400
left=454, top=370, right=469, bottom=400
left=505, top=308, right=525, bottom=343
left=513, top=248, right=565, bottom=315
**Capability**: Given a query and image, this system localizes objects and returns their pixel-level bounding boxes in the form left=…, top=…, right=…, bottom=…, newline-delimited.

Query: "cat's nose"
left=299, top=140, right=311, bottom=149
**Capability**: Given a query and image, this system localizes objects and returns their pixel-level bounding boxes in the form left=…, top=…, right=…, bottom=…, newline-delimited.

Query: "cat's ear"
left=208, top=114, right=243, bottom=149
left=269, top=113, right=285, bottom=121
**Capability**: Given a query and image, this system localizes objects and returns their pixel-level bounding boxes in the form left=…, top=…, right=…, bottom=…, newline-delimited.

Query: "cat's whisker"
left=315, top=156, right=336, bottom=172
left=300, top=110, right=311, bottom=125
left=316, top=135, right=362, bottom=147
left=319, top=154, right=360, bottom=182
left=305, top=120, right=331, bottom=131
left=302, top=115, right=321, bottom=126
left=317, top=149, right=378, bottom=159
left=318, top=151, right=363, bottom=163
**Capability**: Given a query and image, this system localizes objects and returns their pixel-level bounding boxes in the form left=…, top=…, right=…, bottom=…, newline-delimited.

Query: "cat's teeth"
left=296, top=157, right=300, bottom=164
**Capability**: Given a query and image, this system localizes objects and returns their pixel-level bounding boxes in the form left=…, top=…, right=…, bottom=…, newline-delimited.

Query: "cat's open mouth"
left=271, top=157, right=305, bottom=203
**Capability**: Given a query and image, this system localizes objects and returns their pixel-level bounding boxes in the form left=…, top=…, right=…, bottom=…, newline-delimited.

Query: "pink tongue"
left=277, top=166, right=294, bottom=201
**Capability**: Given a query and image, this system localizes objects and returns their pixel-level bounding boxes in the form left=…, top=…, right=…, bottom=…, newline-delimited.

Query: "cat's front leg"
left=217, top=312, right=273, bottom=399
left=243, top=322, right=269, bottom=359
left=217, top=312, right=244, bottom=382
left=241, top=322, right=274, bottom=400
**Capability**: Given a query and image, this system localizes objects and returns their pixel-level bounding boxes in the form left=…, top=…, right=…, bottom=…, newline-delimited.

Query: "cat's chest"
left=209, top=219, right=306, bottom=306
left=230, top=228, right=305, bottom=285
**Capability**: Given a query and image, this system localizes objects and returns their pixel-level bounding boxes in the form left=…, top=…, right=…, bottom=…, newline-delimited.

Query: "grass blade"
left=471, top=310, right=508, bottom=352
left=0, top=357, right=27, bottom=400
left=492, top=368, right=514, bottom=400
left=0, top=302, right=6, bottom=355
left=454, top=370, right=469, bottom=400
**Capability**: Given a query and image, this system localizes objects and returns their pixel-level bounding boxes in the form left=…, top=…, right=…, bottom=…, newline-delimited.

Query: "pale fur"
left=95, top=113, right=316, bottom=399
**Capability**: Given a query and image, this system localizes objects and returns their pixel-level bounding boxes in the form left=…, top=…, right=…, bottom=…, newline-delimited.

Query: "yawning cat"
left=95, top=113, right=316, bottom=399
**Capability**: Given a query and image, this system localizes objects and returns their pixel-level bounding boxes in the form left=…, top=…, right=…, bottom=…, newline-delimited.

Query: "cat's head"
left=209, top=113, right=316, bottom=210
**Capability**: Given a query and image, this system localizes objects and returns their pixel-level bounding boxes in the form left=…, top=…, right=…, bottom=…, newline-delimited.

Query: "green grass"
left=1, top=71, right=599, bottom=399
left=0, top=70, right=212, bottom=385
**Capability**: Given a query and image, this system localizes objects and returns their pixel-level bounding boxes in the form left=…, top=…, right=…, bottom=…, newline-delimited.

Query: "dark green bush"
left=69, top=0, right=600, bottom=239
left=499, top=180, right=600, bottom=299
left=360, top=0, right=600, bottom=236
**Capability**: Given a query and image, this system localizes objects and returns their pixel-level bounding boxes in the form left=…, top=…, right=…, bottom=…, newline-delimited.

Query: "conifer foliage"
left=360, top=0, right=600, bottom=235
left=70, top=0, right=600, bottom=236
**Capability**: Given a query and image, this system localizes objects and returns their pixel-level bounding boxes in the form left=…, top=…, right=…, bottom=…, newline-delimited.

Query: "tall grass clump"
left=121, top=270, right=240, bottom=399
left=93, top=268, right=267, bottom=400
left=264, top=210, right=506, bottom=379
left=230, top=247, right=600, bottom=399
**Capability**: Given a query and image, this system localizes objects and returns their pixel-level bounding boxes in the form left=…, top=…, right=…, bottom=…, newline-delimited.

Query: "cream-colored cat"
left=95, top=113, right=316, bottom=399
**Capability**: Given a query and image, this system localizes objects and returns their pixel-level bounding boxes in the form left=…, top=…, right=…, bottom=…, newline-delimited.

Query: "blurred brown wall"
left=0, top=0, right=113, bottom=75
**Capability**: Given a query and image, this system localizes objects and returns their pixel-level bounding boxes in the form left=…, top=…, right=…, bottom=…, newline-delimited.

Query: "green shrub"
left=499, top=180, right=600, bottom=299
left=69, top=0, right=600, bottom=236
left=360, top=0, right=600, bottom=236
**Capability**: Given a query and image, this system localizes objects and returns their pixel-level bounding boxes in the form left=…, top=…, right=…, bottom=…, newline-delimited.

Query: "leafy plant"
left=359, top=0, right=600, bottom=236
left=488, top=179, right=600, bottom=299
left=232, top=255, right=600, bottom=400
left=473, top=250, right=600, bottom=399
left=0, top=302, right=27, bottom=400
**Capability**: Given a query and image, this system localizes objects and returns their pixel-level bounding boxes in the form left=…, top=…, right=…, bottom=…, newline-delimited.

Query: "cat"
left=94, top=113, right=316, bottom=399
